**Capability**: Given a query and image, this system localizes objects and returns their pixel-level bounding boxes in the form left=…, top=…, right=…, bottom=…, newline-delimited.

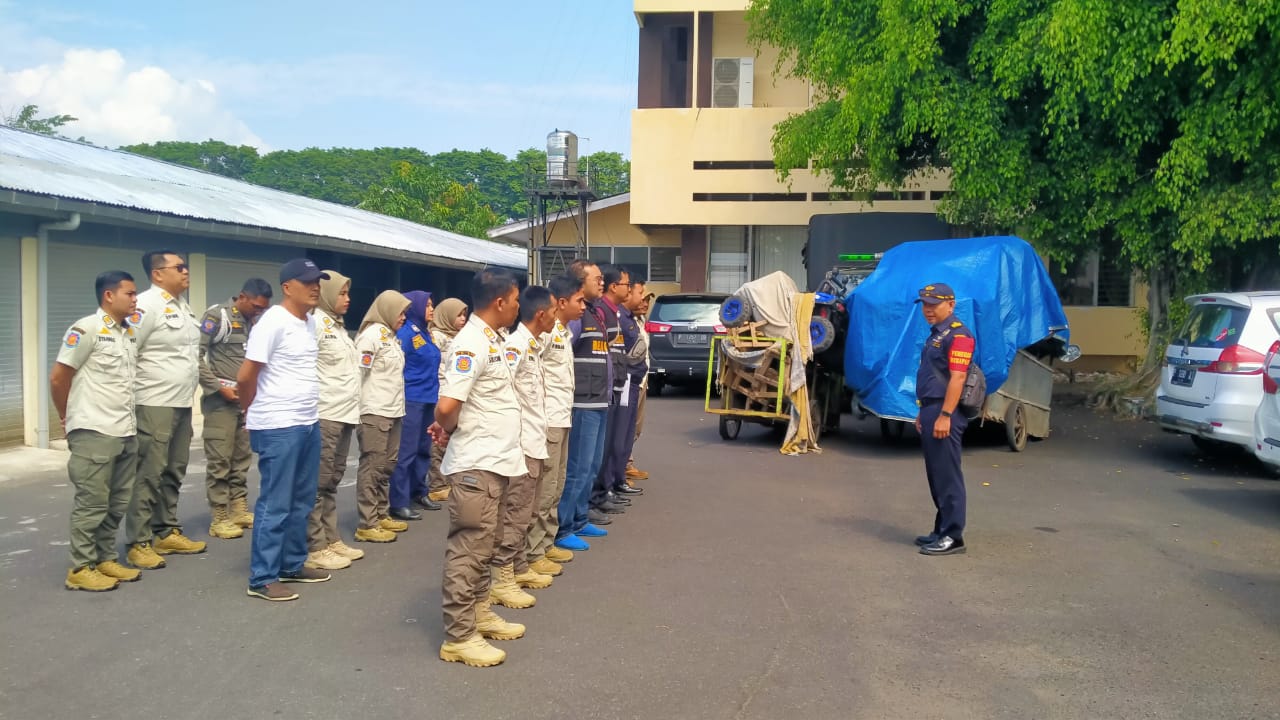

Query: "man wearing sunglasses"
left=125, top=249, right=206, bottom=570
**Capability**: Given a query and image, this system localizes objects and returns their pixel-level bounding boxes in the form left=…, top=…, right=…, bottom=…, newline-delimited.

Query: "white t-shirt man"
left=244, top=305, right=320, bottom=430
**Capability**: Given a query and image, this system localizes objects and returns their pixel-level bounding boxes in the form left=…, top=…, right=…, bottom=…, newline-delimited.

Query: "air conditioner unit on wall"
left=711, top=57, right=754, bottom=108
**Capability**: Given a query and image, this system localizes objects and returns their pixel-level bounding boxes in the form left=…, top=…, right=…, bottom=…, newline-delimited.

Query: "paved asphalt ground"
left=1, top=390, right=1278, bottom=720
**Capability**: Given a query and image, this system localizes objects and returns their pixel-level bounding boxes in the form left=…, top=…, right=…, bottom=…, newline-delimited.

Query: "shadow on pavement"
left=1178, top=486, right=1280, bottom=530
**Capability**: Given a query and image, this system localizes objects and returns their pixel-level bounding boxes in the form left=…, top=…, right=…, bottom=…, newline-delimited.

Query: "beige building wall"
left=709, top=12, right=809, bottom=109
left=527, top=202, right=683, bottom=297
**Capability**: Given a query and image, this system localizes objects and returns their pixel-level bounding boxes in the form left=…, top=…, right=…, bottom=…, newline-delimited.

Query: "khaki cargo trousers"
left=526, top=426, right=569, bottom=563
left=308, top=419, right=355, bottom=551
left=126, top=405, right=192, bottom=544
left=442, top=469, right=510, bottom=642
left=66, top=430, right=137, bottom=568
left=200, top=395, right=251, bottom=510
left=357, top=414, right=401, bottom=530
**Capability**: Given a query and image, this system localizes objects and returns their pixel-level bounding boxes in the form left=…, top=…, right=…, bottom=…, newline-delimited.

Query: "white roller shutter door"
left=0, top=239, right=23, bottom=445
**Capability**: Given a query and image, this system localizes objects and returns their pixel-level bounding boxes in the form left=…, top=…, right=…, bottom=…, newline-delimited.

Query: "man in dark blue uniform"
left=913, top=283, right=974, bottom=556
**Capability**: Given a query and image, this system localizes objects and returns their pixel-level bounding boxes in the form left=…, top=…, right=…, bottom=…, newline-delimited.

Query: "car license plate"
left=1172, top=367, right=1196, bottom=387
left=674, top=333, right=709, bottom=346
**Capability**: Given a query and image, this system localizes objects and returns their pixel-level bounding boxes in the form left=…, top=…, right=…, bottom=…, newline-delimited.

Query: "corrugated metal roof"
left=0, top=126, right=525, bottom=269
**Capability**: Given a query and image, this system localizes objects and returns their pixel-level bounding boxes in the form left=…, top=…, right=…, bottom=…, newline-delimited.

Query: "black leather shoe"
left=914, top=533, right=939, bottom=546
left=604, top=491, right=631, bottom=506
left=614, top=484, right=643, bottom=495
left=919, top=536, right=965, bottom=556
left=587, top=509, right=614, bottom=525
left=414, top=495, right=441, bottom=511
left=390, top=507, right=422, bottom=521
left=595, top=502, right=626, bottom=514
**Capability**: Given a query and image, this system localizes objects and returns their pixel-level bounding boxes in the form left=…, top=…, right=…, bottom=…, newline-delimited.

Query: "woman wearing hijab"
left=388, top=291, right=442, bottom=520
left=425, top=297, right=468, bottom=503
left=305, top=270, right=369, bottom=569
left=354, top=290, right=412, bottom=541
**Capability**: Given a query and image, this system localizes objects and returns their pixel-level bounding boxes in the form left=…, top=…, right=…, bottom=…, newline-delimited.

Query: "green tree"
left=4, top=104, right=78, bottom=136
left=358, top=161, right=499, bottom=239
left=246, top=147, right=433, bottom=205
left=120, top=140, right=260, bottom=179
left=748, top=0, right=1280, bottom=382
left=582, top=151, right=630, bottom=199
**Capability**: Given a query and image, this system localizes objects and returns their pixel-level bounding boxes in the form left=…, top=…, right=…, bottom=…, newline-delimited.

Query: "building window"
left=570, top=246, right=681, bottom=285
left=708, top=227, right=749, bottom=293
left=752, top=226, right=807, bottom=290
left=650, top=247, right=681, bottom=283
left=1051, top=249, right=1133, bottom=307
left=537, top=247, right=578, bottom=280
left=613, top=246, right=649, bottom=280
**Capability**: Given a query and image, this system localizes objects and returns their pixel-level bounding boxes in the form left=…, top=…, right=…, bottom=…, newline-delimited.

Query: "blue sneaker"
left=578, top=523, right=608, bottom=538
left=555, top=534, right=589, bottom=551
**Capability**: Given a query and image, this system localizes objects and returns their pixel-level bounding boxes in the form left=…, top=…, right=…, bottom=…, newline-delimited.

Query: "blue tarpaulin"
left=842, top=236, right=1070, bottom=420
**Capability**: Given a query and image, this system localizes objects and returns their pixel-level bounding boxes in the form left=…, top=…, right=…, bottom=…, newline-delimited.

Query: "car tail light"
left=645, top=321, right=672, bottom=334
left=1263, top=341, right=1280, bottom=394
left=1202, top=344, right=1267, bottom=374
left=713, top=324, right=728, bottom=335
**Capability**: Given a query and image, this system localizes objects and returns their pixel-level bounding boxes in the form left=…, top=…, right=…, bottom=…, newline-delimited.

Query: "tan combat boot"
left=209, top=507, right=244, bottom=539
left=354, top=527, right=396, bottom=543
left=230, top=497, right=254, bottom=528
left=625, top=462, right=649, bottom=481
left=475, top=598, right=526, bottom=640
left=96, top=560, right=141, bottom=583
left=154, top=531, right=207, bottom=555
left=126, top=543, right=166, bottom=569
left=545, top=545, right=574, bottom=564
left=529, top=557, right=563, bottom=577
left=439, top=634, right=506, bottom=667
left=489, top=563, right=537, bottom=609
left=65, top=566, right=118, bottom=592
left=305, top=547, right=352, bottom=570
left=329, top=540, right=365, bottom=561
left=514, top=567, right=553, bottom=589
left=379, top=517, right=409, bottom=533
left=427, top=487, right=450, bottom=503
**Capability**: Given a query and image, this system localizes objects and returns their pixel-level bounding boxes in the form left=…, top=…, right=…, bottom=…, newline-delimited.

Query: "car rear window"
left=1179, top=304, right=1250, bottom=349
left=652, top=299, right=721, bottom=324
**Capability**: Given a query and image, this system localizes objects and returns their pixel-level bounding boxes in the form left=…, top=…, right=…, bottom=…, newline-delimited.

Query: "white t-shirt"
left=244, top=305, right=320, bottom=430
left=439, top=315, right=524, bottom=478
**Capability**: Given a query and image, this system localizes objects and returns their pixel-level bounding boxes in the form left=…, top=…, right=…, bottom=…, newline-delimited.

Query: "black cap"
left=914, top=282, right=956, bottom=305
left=279, top=258, right=329, bottom=284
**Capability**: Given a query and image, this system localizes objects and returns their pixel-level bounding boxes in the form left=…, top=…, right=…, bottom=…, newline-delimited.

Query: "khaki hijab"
left=430, top=297, right=468, bottom=338
left=318, top=270, right=352, bottom=326
left=359, top=290, right=411, bottom=334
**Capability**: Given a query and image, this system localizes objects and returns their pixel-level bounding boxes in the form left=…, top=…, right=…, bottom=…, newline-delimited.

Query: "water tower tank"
left=546, top=129, right=579, bottom=188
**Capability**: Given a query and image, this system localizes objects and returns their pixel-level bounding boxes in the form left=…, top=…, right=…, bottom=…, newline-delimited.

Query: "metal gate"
left=0, top=239, right=22, bottom=445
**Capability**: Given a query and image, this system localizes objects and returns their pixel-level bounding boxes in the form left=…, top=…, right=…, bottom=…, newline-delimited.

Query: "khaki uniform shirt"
left=314, top=309, right=361, bottom=424
left=133, top=286, right=200, bottom=407
left=355, top=322, right=406, bottom=418
left=56, top=311, right=138, bottom=437
left=504, top=324, right=549, bottom=460
left=439, top=316, right=523, bottom=477
left=540, top=319, right=574, bottom=429
left=197, top=300, right=251, bottom=398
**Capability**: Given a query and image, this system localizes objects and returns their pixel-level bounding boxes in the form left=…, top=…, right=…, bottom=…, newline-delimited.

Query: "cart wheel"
left=1005, top=401, right=1028, bottom=452
left=809, top=393, right=825, bottom=442
left=880, top=418, right=906, bottom=444
left=719, top=294, right=754, bottom=328
left=810, top=316, right=836, bottom=353
left=719, top=416, right=741, bottom=441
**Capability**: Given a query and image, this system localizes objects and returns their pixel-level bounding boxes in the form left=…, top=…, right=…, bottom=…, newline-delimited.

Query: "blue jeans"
left=249, top=423, right=320, bottom=588
left=556, top=408, right=607, bottom=539
left=389, top=400, right=435, bottom=509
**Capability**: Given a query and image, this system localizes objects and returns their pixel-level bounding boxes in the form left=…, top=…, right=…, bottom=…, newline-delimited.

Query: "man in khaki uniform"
left=51, top=271, right=144, bottom=592
left=525, top=273, right=585, bottom=574
left=428, top=269, right=524, bottom=668
left=198, top=278, right=273, bottom=540
left=125, top=249, right=206, bottom=570
left=489, top=285, right=558, bottom=607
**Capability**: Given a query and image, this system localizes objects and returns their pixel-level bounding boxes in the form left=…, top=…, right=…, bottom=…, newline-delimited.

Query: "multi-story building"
left=492, top=0, right=1146, bottom=371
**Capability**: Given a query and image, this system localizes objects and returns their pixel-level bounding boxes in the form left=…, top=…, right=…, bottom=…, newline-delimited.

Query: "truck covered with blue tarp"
left=842, top=236, right=1074, bottom=448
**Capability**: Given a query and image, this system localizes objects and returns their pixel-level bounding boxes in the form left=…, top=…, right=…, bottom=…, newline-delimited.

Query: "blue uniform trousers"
left=389, top=400, right=435, bottom=510
left=918, top=402, right=968, bottom=540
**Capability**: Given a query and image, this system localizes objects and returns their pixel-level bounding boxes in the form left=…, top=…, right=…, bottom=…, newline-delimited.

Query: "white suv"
left=1156, top=292, right=1280, bottom=452
left=1252, top=309, right=1280, bottom=472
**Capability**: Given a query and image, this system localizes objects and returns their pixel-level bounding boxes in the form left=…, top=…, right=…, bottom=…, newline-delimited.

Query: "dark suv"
left=645, top=293, right=729, bottom=395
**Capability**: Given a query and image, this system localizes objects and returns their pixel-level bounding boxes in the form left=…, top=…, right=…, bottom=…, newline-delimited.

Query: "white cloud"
left=0, top=47, right=267, bottom=149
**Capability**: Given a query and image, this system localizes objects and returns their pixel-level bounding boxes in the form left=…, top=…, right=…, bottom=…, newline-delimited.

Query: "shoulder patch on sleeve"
left=453, top=352, right=474, bottom=373
left=360, top=351, right=374, bottom=368
left=64, top=328, right=84, bottom=347
left=201, top=318, right=219, bottom=335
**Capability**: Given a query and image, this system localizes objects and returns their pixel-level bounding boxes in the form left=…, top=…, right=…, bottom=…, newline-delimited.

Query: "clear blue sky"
left=0, top=0, right=639, bottom=156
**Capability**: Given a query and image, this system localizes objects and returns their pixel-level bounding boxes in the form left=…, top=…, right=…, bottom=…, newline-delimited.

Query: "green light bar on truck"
left=838, top=253, right=879, bottom=261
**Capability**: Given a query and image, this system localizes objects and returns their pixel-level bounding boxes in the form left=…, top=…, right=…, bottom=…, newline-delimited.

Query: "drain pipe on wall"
left=35, top=213, right=80, bottom=449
